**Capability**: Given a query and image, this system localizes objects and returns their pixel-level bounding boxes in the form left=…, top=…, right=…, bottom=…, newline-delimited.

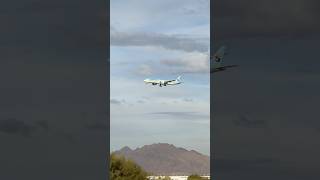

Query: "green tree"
left=110, top=153, right=148, bottom=180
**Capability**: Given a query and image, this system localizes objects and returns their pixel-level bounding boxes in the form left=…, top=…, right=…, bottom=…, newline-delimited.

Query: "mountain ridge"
left=113, top=143, right=210, bottom=176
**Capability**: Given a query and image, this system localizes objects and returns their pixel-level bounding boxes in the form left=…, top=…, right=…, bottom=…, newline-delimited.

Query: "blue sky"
left=110, top=0, right=210, bottom=155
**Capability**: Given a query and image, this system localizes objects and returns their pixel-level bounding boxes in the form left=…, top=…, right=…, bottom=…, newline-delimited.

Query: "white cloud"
left=136, top=64, right=153, bottom=76
left=160, top=51, right=210, bottom=73
left=111, top=0, right=209, bottom=33
left=110, top=98, right=126, bottom=105
left=111, top=27, right=209, bottom=53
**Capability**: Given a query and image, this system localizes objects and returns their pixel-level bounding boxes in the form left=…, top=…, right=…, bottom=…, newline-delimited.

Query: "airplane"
left=211, top=46, right=238, bottom=73
left=144, top=76, right=182, bottom=87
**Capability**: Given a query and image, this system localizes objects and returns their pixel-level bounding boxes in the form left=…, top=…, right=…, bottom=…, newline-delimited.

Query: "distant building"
left=147, top=175, right=210, bottom=180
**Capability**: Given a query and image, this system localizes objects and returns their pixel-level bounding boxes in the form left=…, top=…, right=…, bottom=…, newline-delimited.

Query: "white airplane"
left=211, top=46, right=238, bottom=73
left=144, top=76, right=182, bottom=87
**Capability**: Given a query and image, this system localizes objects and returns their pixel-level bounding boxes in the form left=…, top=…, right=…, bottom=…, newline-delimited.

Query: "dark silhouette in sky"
left=212, top=0, right=320, bottom=179
left=0, top=0, right=108, bottom=179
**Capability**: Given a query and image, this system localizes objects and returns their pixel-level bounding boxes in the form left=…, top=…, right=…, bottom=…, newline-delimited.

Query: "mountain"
left=113, top=143, right=210, bottom=176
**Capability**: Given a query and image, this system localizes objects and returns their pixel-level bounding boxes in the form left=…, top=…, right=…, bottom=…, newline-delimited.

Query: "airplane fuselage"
left=144, top=76, right=182, bottom=87
left=144, top=80, right=180, bottom=86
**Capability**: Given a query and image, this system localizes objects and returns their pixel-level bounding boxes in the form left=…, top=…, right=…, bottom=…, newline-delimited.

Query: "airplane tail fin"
left=176, top=76, right=182, bottom=82
left=212, top=46, right=227, bottom=68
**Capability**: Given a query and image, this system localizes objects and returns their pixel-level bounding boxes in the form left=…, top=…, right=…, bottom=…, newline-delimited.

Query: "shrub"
left=110, top=153, right=148, bottom=180
left=187, top=174, right=208, bottom=180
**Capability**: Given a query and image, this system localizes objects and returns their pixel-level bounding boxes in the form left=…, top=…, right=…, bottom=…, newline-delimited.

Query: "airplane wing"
left=221, top=65, right=238, bottom=68
left=163, top=79, right=175, bottom=83
left=211, top=65, right=238, bottom=73
left=162, top=79, right=175, bottom=85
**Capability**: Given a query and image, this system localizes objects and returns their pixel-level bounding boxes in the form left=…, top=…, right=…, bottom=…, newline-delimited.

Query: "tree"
left=110, top=153, right=148, bottom=180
